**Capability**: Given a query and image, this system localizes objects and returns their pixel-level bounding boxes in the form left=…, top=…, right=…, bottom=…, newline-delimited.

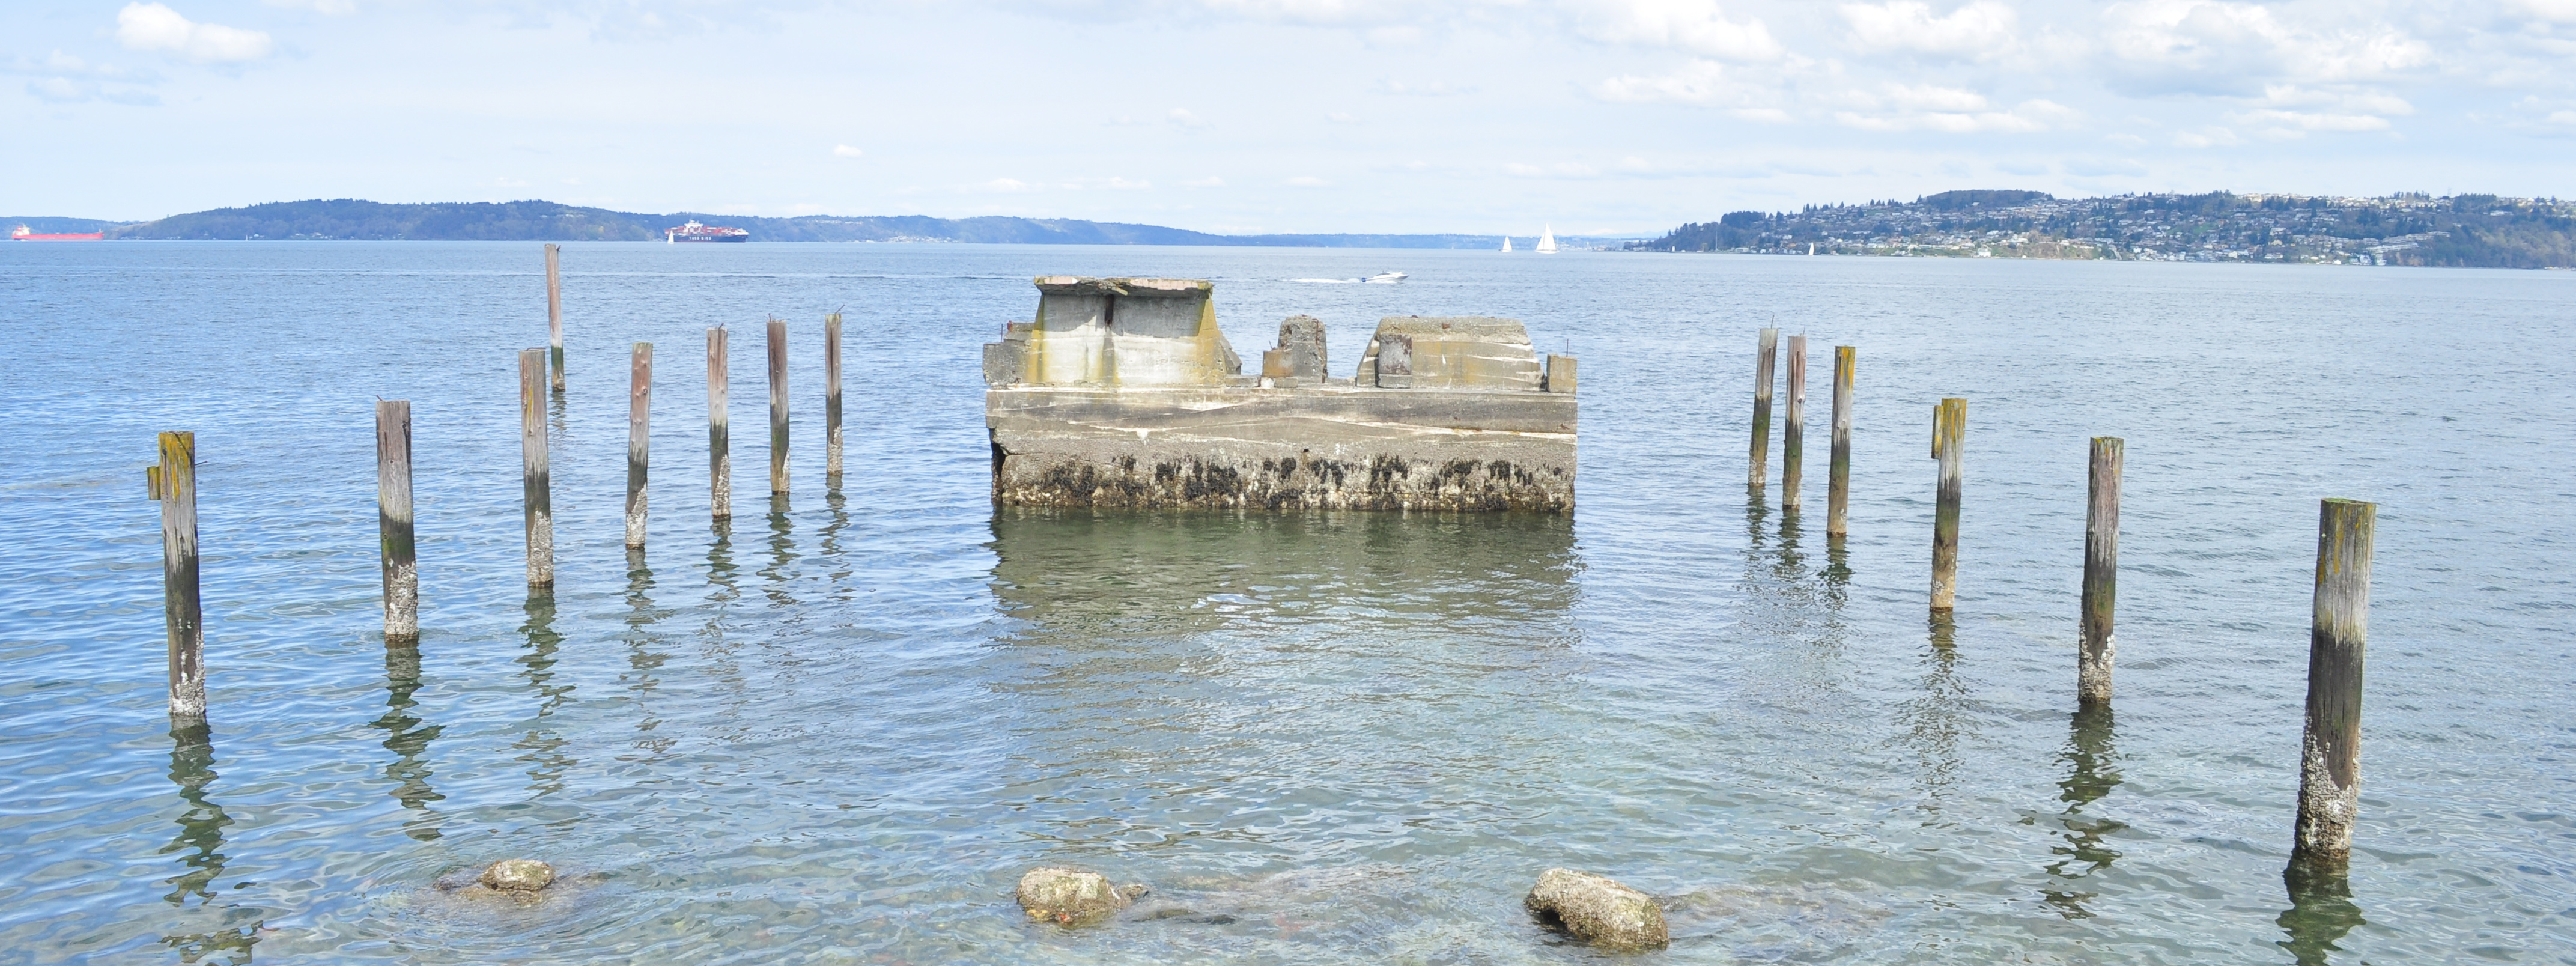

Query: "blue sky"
left=5, top=0, right=2573, bottom=233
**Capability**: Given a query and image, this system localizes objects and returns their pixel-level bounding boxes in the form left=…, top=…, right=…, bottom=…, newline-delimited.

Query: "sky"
left=4, top=0, right=2574, bottom=234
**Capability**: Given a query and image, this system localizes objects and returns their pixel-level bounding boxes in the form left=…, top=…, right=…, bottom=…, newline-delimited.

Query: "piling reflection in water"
left=515, top=595, right=574, bottom=798
left=2279, top=859, right=2366, bottom=966
left=624, top=547, right=676, bottom=759
left=761, top=494, right=798, bottom=607
left=372, top=643, right=445, bottom=840
left=820, top=487, right=854, bottom=600
left=160, top=721, right=234, bottom=905
left=2040, top=705, right=2123, bottom=918
left=1897, top=614, right=1978, bottom=807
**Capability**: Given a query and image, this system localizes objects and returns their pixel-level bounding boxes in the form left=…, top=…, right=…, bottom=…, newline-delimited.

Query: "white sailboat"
left=1534, top=224, right=1558, bottom=254
left=1501, top=233, right=1513, bottom=252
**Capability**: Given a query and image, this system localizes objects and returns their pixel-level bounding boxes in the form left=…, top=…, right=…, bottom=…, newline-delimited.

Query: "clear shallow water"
left=1, top=242, right=2571, bottom=964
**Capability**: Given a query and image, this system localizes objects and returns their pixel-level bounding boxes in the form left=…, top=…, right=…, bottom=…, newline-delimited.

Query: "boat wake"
left=1291, top=272, right=1409, bottom=284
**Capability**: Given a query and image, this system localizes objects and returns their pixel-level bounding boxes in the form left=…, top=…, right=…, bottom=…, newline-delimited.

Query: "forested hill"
left=100, top=199, right=1510, bottom=248
left=1633, top=190, right=2576, bottom=269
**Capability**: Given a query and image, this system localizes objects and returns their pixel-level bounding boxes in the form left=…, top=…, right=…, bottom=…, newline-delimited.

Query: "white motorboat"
left=1365, top=272, right=1408, bottom=283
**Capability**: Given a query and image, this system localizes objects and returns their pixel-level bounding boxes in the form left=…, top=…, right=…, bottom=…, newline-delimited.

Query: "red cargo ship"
left=12, top=225, right=104, bottom=241
left=666, top=220, right=750, bottom=243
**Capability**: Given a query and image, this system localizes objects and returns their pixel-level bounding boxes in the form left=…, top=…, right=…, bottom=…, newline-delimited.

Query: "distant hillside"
left=1633, top=190, right=2576, bottom=269
left=101, top=199, right=1574, bottom=249
left=6, top=216, right=136, bottom=234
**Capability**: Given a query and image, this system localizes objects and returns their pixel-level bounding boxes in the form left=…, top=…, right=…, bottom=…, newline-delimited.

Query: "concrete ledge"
left=989, top=384, right=1575, bottom=512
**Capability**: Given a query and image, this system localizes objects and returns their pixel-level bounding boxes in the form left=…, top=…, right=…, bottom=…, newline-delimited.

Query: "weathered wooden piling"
left=2078, top=437, right=2124, bottom=705
left=708, top=327, right=731, bottom=521
left=519, top=349, right=554, bottom=589
left=1749, top=327, right=1778, bottom=490
left=825, top=312, right=843, bottom=480
left=544, top=244, right=564, bottom=392
left=1827, top=346, right=1855, bottom=536
left=1782, top=335, right=1808, bottom=511
left=1928, top=398, right=1966, bottom=611
left=376, top=401, right=418, bottom=643
left=2294, top=498, right=2375, bottom=867
left=151, top=431, right=206, bottom=720
left=627, top=343, right=652, bottom=548
left=767, top=317, right=789, bottom=495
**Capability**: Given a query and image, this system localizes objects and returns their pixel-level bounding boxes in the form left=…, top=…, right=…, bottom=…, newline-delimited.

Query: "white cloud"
left=1591, top=58, right=1781, bottom=113
left=1375, top=78, right=1476, bottom=96
left=117, top=4, right=275, bottom=63
left=1182, top=176, right=1226, bottom=187
left=2502, top=0, right=2576, bottom=25
left=2174, top=126, right=2241, bottom=147
left=2229, top=108, right=2392, bottom=136
left=1575, top=0, right=1785, bottom=61
left=1841, top=1, right=2017, bottom=58
left=2100, top=1, right=2429, bottom=94
left=263, top=0, right=354, bottom=13
left=1168, top=107, right=1208, bottom=127
left=1104, top=177, right=1152, bottom=189
left=981, top=178, right=1036, bottom=192
left=833, top=144, right=865, bottom=158
left=1326, top=111, right=1357, bottom=123
left=1836, top=97, right=2079, bottom=132
left=1284, top=175, right=1328, bottom=186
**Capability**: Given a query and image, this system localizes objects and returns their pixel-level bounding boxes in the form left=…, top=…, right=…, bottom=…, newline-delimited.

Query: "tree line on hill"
left=1632, top=190, right=2576, bottom=269
left=77, top=199, right=1509, bottom=248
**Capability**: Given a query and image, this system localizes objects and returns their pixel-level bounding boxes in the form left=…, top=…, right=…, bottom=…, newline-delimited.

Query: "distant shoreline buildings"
left=1629, top=190, right=2576, bottom=270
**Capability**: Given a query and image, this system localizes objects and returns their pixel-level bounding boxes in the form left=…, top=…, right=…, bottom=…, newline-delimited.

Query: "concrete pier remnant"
left=984, top=276, right=1576, bottom=511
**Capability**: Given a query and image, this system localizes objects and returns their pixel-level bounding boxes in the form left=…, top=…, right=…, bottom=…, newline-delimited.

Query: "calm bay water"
left=1, top=242, right=2571, bottom=964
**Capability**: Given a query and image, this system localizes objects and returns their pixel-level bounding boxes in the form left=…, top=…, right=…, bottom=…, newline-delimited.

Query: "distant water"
left=2, top=242, right=2572, bottom=964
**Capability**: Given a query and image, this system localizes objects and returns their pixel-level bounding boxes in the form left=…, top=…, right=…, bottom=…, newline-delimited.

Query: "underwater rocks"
left=479, top=858, right=556, bottom=892
left=1525, top=868, right=1669, bottom=952
left=1016, top=867, right=1142, bottom=926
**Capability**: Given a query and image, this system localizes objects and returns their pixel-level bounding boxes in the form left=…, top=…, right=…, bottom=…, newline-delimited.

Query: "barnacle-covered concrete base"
left=985, top=276, right=1576, bottom=512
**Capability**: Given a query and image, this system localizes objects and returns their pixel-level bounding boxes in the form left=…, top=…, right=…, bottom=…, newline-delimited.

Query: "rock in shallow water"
left=479, top=859, right=556, bottom=892
left=1525, top=868, right=1668, bottom=952
left=1016, top=867, right=1135, bottom=926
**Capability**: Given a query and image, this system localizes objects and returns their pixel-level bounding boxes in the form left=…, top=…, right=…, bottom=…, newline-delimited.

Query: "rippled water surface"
left=2, top=243, right=2572, bottom=964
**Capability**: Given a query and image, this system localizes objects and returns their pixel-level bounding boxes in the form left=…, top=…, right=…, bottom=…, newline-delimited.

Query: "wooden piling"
left=708, top=327, right=731, bottom=521
left=825, top=312, right=843, bottom=480
left=153, top=431, right=206, bottom=720
left=2078, top=437, right=2124, bottom=705
left=627, top=343, right=652, bottom=548
left=544, top=244, right=564, bottom=392
left=376, top=401, right=417, bottom=643
left=1749, top=328, right=1778, bottom=490
left=1929, top=398, right=1966, bottom=611
left=767, top=317, right=789, bottom=496
left=1827, top=346, right=1855, bottom=536
left=2294, top=498, right=2375, bottom=866
left=519, top=349, right=553, bottom=589
left=1782, top=335, right=1808, bottom=511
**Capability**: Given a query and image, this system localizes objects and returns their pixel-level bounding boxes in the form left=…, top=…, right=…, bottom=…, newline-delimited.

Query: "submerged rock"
left=1016, top=867, right=1134, bottom=926
left=479, top=859, right=556, bottom=892
left=1525, top=868, right=1668, bottom=952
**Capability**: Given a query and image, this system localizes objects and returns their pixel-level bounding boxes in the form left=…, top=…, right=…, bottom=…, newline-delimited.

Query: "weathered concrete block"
left=989, top=280, right=1576, bottom=512
left=1545, top=354, right=1576, bottom=394
left=1375, top=333, right=1414, bottom=389
left=1355, top=317, right=1543, bottom=391
left=1012, top=277, right=1241, bottom=387
left=1278, top=315, right=1328, bottom=380
left=1525, top=868, right=1667, bottom=952
left=1016, top=866, right=1133, bottom=926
